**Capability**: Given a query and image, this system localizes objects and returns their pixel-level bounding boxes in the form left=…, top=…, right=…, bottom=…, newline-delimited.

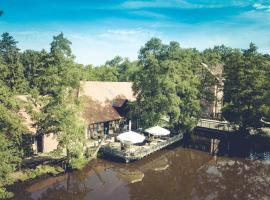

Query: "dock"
left=101, top=134, right=183, bottom=163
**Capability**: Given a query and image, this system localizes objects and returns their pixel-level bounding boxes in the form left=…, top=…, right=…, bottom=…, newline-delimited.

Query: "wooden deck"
left=101, top=134, right=183, bottom=163
left=197, top=118, right=234, bottom=132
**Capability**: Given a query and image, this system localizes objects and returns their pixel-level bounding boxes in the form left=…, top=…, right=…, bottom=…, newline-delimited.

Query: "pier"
left=101, top=134, right=183, bottom=163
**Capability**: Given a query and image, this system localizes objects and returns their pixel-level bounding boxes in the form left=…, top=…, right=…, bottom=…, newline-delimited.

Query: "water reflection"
left=10, top=143, right=270, bottom=200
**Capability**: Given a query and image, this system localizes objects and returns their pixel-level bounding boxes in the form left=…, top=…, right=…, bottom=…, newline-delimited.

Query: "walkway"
left=197, top=118, right=234, bottom=133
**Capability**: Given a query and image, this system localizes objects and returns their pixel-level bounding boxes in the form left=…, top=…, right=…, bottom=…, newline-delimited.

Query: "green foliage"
left=133, top=38, right=201, bottom=132
left=94, top=64, right=119, bottom=81
left=0, top=31, right=269, bottom=193
left=36, top=34, right=80, bottom=95
left=38, top=91, right=86, bottom=168
left=0, top=187, right=13, bottom=199
left=0, top=134, right=21, bottom=186
left=222, top=43, right=270, bottom=133
left=26, top=165, right=64, bottom=179
left=32, top=33, right=86, bottom=168
left=20, top=49, right=45, bottom=91
left=80, top=64, right=96, bottom=80
left=0, top=81, right=25, bottom=155
left=0, top=33, right=27, bottom=93
left=70, top=157, right=89, bottom=170
left=0, top=85, right=25, bottom=199
left=117, top=59, right=138, bottom=81
left=81, top=56, right=138, bottom=82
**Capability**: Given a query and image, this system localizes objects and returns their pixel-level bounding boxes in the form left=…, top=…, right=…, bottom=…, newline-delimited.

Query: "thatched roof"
left=16, top=81, right=136, bottom=131
left=79, top=81, right=136, bottom=124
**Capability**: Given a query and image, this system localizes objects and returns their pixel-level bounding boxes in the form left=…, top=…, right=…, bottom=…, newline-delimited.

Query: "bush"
left=70, top=157, right=89, bottom=170
left=0, top=187, right=13, bottom=199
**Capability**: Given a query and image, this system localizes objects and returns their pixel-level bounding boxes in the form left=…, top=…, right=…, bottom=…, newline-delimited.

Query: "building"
left=79, top=81, right=136, bottom=139
left=19, top=76, right=223, bottom=154
left=201, top=63, right=224, bottom=119
left=17, top=95, right=58, bottom=154
left=18, top=81, right=136, bottom=154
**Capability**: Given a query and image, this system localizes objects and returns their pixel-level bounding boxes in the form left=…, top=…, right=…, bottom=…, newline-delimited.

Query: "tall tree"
left=133, top=38, right=200, bottom=132
left=222, top=43, right=270, bottom=134
left=0, top=33, right=27, bottom=93
left=36, top=33, right=86, bottom=168
left=36, top=33, right=80, bottom=95
left=37, top=90, right=86, bottom=167
left=21, top=49, right=45, bottom=90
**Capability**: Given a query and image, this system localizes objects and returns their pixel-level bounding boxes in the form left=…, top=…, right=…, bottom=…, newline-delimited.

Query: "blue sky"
left=1, top=0, right=270, bottom=65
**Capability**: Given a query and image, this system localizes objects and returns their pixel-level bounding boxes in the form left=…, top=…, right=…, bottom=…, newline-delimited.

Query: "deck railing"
left=197, top=119, right=234, bottom=132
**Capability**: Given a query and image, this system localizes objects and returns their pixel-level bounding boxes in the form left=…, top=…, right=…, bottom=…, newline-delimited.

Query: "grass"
left=1, top=164, right=64, bottom=199
left=9, top=164, right=64, bottom=183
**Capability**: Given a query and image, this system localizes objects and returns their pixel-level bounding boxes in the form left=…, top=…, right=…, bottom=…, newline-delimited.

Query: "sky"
left=1, top=0, right=270, bottom=65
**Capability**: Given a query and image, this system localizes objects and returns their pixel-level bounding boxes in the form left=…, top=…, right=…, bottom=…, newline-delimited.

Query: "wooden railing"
left=197, top=119, right=234, bottom=132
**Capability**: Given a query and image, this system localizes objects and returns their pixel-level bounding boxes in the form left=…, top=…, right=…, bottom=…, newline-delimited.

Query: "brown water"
left=10, top=142, right=270, bottom=200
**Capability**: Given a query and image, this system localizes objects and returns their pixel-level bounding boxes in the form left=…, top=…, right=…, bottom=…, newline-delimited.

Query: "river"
left=9, top=134, right=270, bottom=200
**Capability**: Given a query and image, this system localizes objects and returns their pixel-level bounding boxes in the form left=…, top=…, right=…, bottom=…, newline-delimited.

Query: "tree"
left=35, top=33, right=86, bottom=168
left=94, top=64, right=119, bottom=81
left=37, top=91, right=86, bottom=168
left=50, top=32, right=72, bottom=60
left=133, top=38, right=200, bottom=132
left=80, top=64, right=97, bottom=81
left=105, top=55, right=122, bottom=66
left=35, top=33, right=80, bottom=95
left=117, top=58, right=138, bottom=81
left=0, top=81, right=26, bottom=198
left=222, top=43, right=270, bottom=134
left=0, top=33, right=27, bottom=93
left=21, top=49, right=45, bottom=90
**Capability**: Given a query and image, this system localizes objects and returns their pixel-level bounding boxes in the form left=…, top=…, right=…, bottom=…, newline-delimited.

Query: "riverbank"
left=7, top=141, right=270, bottom=200
left=3, top=128, right=270, bottom=199
left=0, top=153, right=95, bottom=199
left=0, top=164, right=64, bottom=199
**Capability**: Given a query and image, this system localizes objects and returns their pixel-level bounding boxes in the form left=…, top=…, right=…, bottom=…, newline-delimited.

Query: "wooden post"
left=210, top=138, right=220, bottom=155
left=129, top=120, right=132, bottom=131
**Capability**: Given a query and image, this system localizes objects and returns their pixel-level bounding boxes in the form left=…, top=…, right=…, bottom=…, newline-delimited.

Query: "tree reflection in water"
left=194, top=159, right=270, bottom=200
left=10, top=146, right=270, bottom=200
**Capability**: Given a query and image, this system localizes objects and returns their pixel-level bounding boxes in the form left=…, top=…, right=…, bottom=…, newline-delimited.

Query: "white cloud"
left=253, top=3, right=269, bottom=10
left=130, top=10, right=167, bottom=19
left=67, top=29, right=161, bottom=65
left=12, top=24, right=270, bottom=67
left=98, top=28, right=160, bottom=43
left=253, top=3, right=270, bottom=12
left=121, top=0, right=252, bottom=9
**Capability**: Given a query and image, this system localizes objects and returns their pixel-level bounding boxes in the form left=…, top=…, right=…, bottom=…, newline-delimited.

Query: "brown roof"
left=112, top=99, right=128, bottom=107
left=79, top=81, right=135, bottom=124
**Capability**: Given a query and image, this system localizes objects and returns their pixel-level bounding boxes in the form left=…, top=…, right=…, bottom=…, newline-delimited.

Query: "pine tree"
left=0, top=33, right=27, bottom=93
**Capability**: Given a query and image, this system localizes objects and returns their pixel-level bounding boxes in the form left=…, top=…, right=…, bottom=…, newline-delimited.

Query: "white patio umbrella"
left=145, top=126, right=170, bottom=136
left=117, top=131, right=145, bottom=144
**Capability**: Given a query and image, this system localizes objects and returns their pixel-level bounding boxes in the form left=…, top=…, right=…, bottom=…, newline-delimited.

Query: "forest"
left=0, top=32, right=269, bottom=198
